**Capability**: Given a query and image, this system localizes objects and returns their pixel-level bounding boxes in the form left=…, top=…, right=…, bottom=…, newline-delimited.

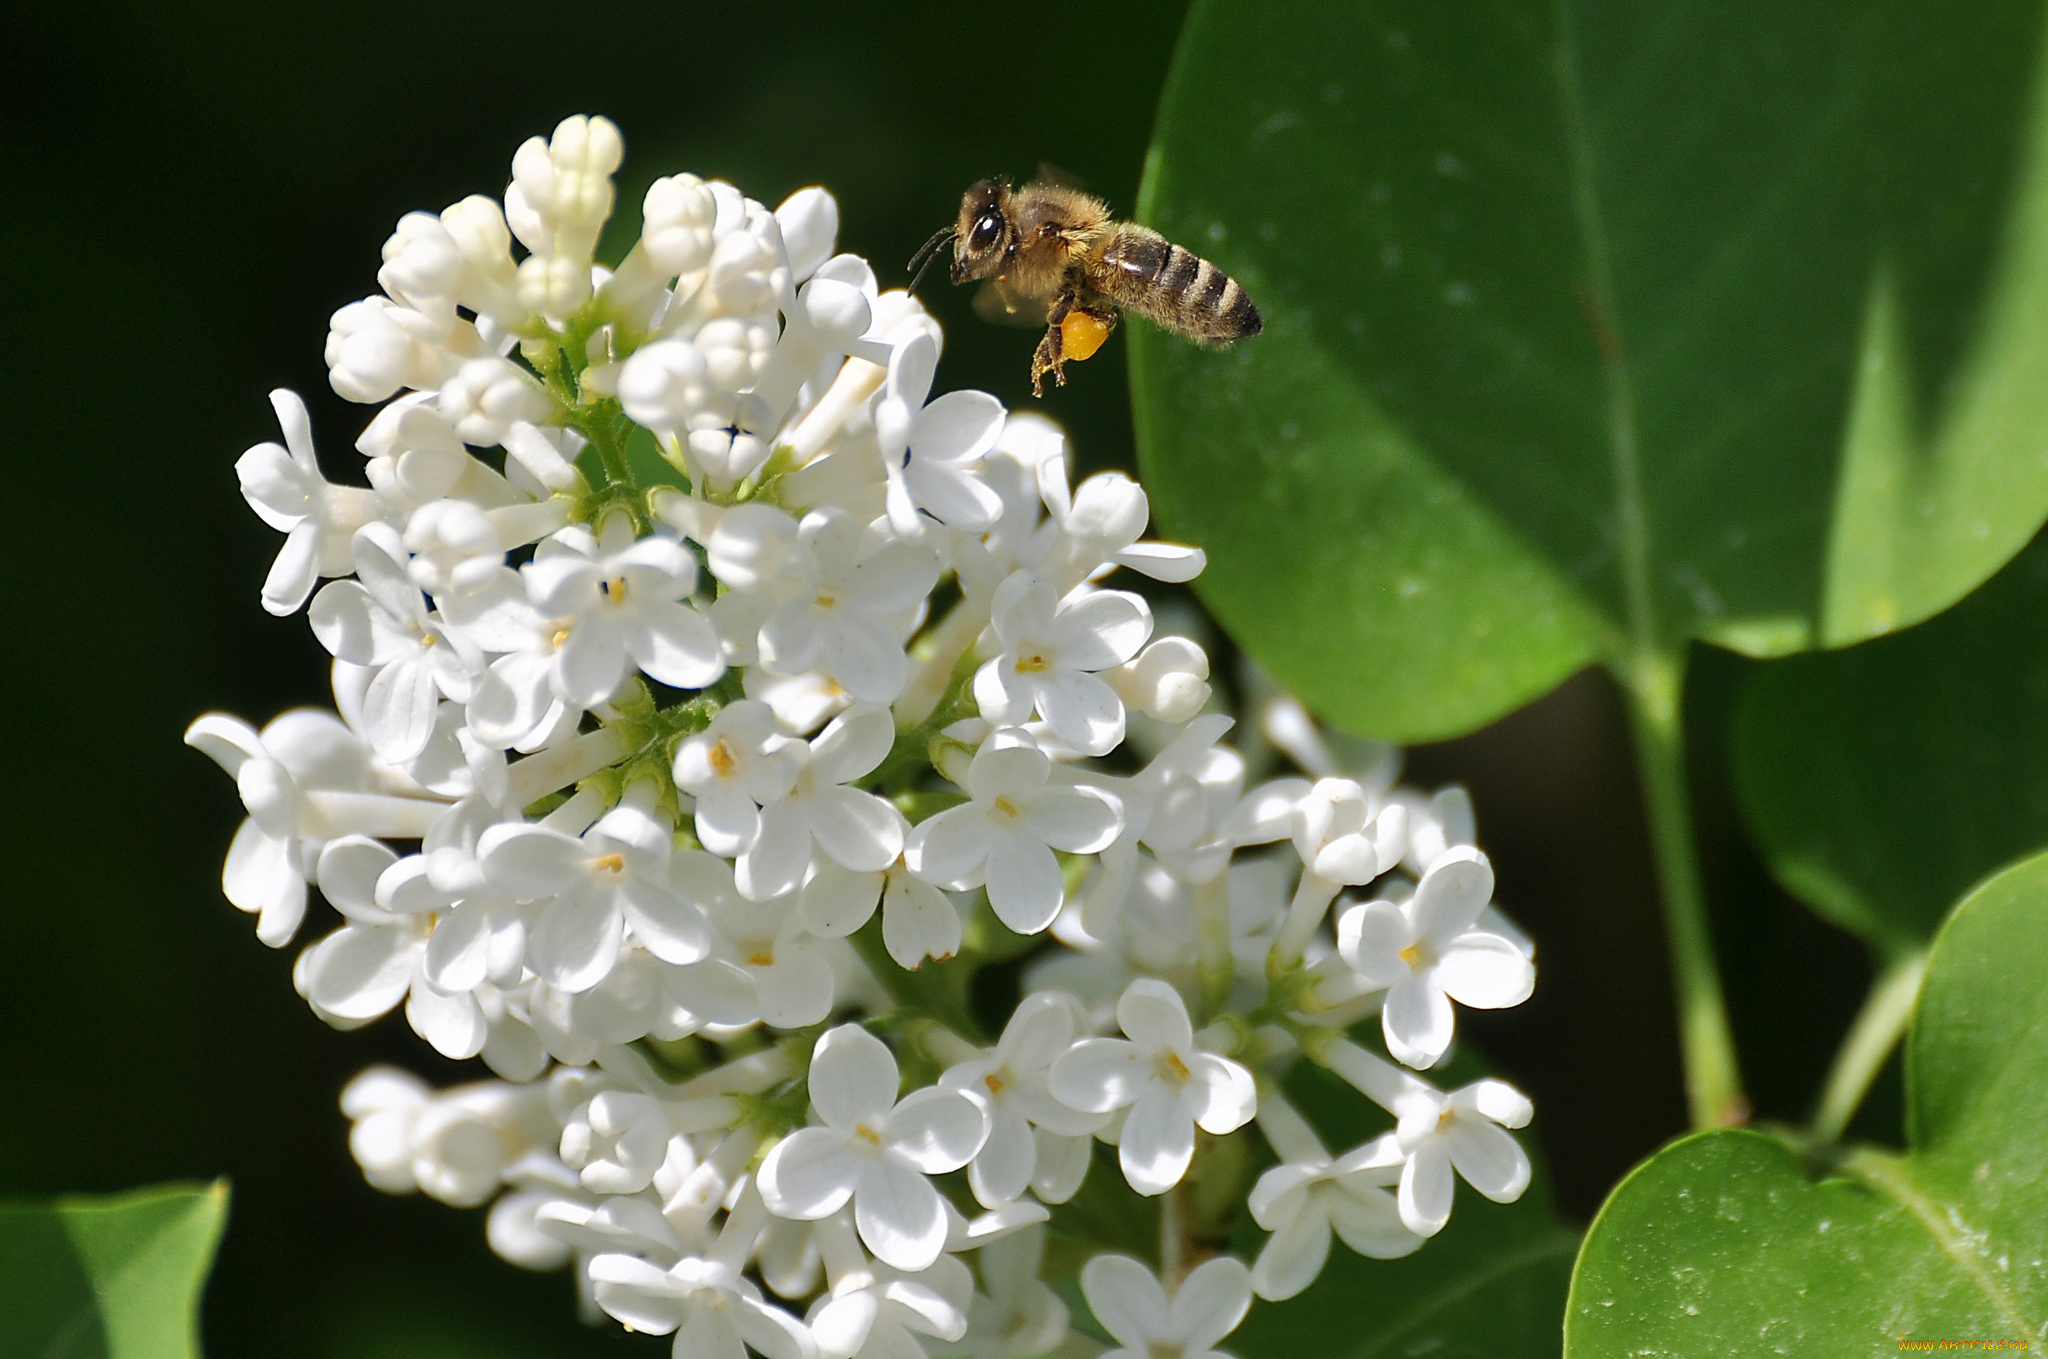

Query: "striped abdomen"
left=1093, top=225, right=1262, bottom=344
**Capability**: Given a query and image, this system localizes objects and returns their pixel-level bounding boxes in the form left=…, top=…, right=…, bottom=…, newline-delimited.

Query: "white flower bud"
left=702, top=229, right=781, bottom=316
left=379, top=211, right=464, bottom=315
left=327, top=297, right=466, bottom=403
left=1108, top=635, right=1213, bottom=723
left=437, top=356, right=554, bottom=446
left=642, top=173, right=718, bottom=277
left=774, top=186, right=838, bottom=282
left=559, top=1090, right=669, bottom=1194
left=405, top=498, right=504, bottom=596
left=504, top=114, right=623, bottom=318
left=694, top=314, right=777, bottom=392
left=617, top=338, right=713, bottom=432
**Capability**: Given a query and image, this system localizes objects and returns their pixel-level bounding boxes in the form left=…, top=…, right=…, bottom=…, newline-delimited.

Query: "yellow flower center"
left=1015, top=651, right=1051, bottom=674
left=984, top=1071, right=1008, bottom=1097
left=1156, top=1051, right=1192, bottom=1084
left=1400, top=944, right=1424, bottom=970
left=708, top=738, right=738, bottom=778
left=747, top=950, right=775, bottom=967
left=600, top=576, right=628, bottom=604
left=592, top=854, right=626, bottom=875
left=550, top=627, right=572, bottom=650
left=853, top=1123, right=883, bottom=1146
left=992, top=796, right=1021, bottom=820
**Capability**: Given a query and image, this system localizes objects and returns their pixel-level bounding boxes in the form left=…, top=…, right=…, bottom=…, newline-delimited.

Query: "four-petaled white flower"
left=1336, top=846, right=1534, bottom=1069
left=236, top=388, right=386, bottom=616
left=1048, top=979, right=1255, bottom=1195
left=756, top=506, right=940, bottom=704
left=589, top=1252, right=818, bottom=1359
left=1245, top=1129, right=1420, bottom=1301
left=948, top=1221, right=1069, bottom=1359
left=974, top=573, right=1153, bottom=758
left=872, top=331, right=1007, bottom=536
left=737, top=703, right=908, bottom=902
left=673, top=699, right=810, bottom=857
left=310, top=522, right=483, bottom=764
left=905, top=732, right=1123, bottom=934
left=479, top=786, right=712, bottom=993
left=520, top=514, right=725, bottom=707
left=1385, top=1077, right=1534, bottom=1238
left=1079, top=1253, right=1252, bottom=1359
left=758, top=1025, right=989, bottom=1272
left=940, top=992, right=1108, bottom=1208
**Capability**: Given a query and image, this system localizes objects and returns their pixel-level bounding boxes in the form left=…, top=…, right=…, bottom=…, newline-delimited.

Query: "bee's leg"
left=1031, top=290, right=1080, bottom=398
left=1030, top=324, right=1065, bottom=398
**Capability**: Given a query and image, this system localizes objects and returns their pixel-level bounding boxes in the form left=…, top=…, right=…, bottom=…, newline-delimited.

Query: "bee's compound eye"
left=970, top=213, right=1003, bottom=252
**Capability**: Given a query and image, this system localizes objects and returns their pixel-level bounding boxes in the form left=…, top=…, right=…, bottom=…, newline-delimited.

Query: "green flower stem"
left=1623, top=653, right=1749, bottom=1130
left=1159, top=1181, right=1187, bottom=1291
left=1192, top=875, right=1235, bottom=1022
left=1809, top=948, right=1927, bottom=1145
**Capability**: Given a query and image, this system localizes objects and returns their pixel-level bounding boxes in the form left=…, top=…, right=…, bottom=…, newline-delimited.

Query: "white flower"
left=325, top=294, right=491, bottom=403
left=939, top=992, right=1107, bottom=1208
left=589, top=1253, right=817, bottom=1359
left=339, top=1066, right=555, bottom=1208
left=1335, top=846, right=1534, bottom=1068
left=295, top=836, right=488, bottom=1060
left=478, top=785, right=712, bottom=993
left=1245, top=1100, right=1419, bottom=1301
left=520, top=515, right=725, bottom=706
left=235, top=389, right=386, bottom=615
left=904, top=732, right=1123, bottom=935
left=757, top=1025, right=989, bottom=1272
left=973, top=574, right=1153, bottom=757
left=673, top=699, right=809, bottom=858
left=557, top=1089, right=671, bottom=1194
left=810, top=1246, right=974, bottom=1359
left=1292, top=778, right=1406, bottom=886
left=942, top=1221, right=1067, bottom=1359
left=435, top=355, right=555, bottom=446
left=738, top=703, right=907, bottom=901
left=1078, top=1254, right=1251, bottom=1359
left=757, top=507, right=940, bottom=704
left=798, top=859, right=968, bottom=973
left=1035, top=467, right=1206, bottom=592
left=1048, top=979, right=1254, bottom=1195
left=1386, top=1078, right=1533, bottom=1237
left=309, top=523, right=482, bottom=764
left=872, top=332, right=1006, bottom=536
left=185, top=709, right=447, bottom=945
left=666, top=852, right=837, bottom=1029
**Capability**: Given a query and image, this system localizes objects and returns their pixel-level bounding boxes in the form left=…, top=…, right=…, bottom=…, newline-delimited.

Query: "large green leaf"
left=1133, top=0, right=2048, bottom=741
left=1565, top=851, right=2048, bottom=1354
left=0, top=1181, right=229, bottom=1359
left=1735, top=529, right=2048, bottom=953
left=1232, top=1051, right=1578, bottom=1358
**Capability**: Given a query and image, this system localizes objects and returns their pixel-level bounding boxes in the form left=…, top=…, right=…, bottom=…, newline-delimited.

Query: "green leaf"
left=1735, top=529, right=2048, bottom=953
left=1133, top=0, right=2048, bottom=741
left=0, top=1180, right=230, bottom=1359
left=1565, top=851, right=2048, bottom=1355
left=1233, top=1052, right=1579, bottom=1358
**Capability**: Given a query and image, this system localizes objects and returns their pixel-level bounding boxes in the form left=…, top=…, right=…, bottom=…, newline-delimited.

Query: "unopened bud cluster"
left=191, top=117, right=1539, bottom=1357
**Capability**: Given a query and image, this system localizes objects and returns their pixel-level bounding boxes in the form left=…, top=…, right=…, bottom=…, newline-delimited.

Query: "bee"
left=909, top=176, right=1262, bottom=397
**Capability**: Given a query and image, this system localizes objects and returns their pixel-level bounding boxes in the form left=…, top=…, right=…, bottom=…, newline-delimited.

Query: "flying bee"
left=909, top=176, right=1262, bottom=397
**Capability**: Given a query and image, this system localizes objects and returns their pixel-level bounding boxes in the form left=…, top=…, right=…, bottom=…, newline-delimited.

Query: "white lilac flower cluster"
left=189, top=117, right=1540, bottom=1357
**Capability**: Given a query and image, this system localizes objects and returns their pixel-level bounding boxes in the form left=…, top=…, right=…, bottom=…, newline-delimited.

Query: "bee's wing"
left=1035, top=161, right=1088, bottom=192
left=974, top=278, right=1050, bottom=328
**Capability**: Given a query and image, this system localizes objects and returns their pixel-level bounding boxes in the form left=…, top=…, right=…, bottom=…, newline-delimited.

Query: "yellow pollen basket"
left=592, top=853, right=626, bottom=875
left=1061, top=311, right=1112, bottom=362
left=708, top=738, right=739, bottom=778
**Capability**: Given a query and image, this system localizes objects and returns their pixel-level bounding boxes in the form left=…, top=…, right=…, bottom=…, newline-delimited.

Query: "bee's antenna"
left=906, top=225, right=955, bottom=292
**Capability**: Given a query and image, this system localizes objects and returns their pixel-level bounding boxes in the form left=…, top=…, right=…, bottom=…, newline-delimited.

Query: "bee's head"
left=950, top=179, right=1014, bottom=284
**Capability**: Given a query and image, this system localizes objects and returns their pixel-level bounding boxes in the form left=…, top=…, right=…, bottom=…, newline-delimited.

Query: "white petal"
left=809, top=1023, right=900, bottom=1131
left=1444, top=1117, right=1531, bottom=1203
left=1252, top=1201, right=1330, bottom=1301
left=808, top=786, right=905, bottom=873
left=983, top=831, right=1065, bottom=934
left=754, top=945, right=836, bottom=1029
left=1049, top=1039, right=1148, bottom=1114
left=1118, top=1090, right=1195, bottom=1195
left=885, top=1086, right=989, bottom=1173
left=529, top=900, right=623, bottom=994
left=854, top=1161, right=948, bottom=1272
left=1170, top=1254, right=1253, bottom=1351
left=631, top=599, right=727, bottom=690
left=1185, top=1053, right=1257, bottom=1135
left=1435, top=932, right=1536, bottom=1009
left=1116, top=978, right=1192, bottom=1056
left=903, top=806, right=993, bottom=888
left=1413, top=846, right=1494, bottom=946
left=302, top=926, right=417, bottom=1021
left=1398, top=1145, right=1453, bottom=1237
left=1382, top=976, right=1455, bottom=1069
left=969, top=1107, right=1037, bottom=1207
left=619, top=878, right=712, bottom=965
left=406, top=979, right=487, bottom=1059
left=757, top=1127, right=858, bottom=1219
left=1079, top=1254, right=1169, bottom=1350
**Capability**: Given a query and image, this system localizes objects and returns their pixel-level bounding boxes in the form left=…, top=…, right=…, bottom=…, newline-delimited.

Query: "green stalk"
left=1809, top=948, right=1926, bottom=1145
left=1622, top=652, right=1748, bottom=1130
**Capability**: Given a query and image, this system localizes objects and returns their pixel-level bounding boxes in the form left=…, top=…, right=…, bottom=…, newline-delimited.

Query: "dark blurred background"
left=2, top=2, right=1881, bottom=1352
